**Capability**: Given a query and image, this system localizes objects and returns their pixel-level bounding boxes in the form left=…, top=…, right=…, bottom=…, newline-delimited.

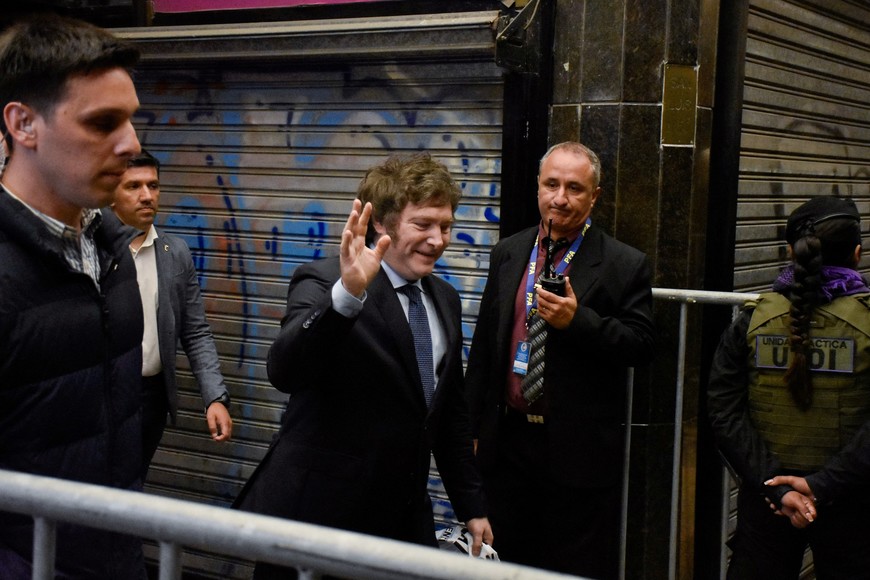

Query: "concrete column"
left=548, top=0, right=721, bottom=577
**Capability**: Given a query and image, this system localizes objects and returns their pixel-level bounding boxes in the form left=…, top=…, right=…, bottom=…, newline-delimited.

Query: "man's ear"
left=853, top=243, right=862, bottom=266
left=3, top=102, right=38, bottom=149
left=373, top=219, right=386, bottom=236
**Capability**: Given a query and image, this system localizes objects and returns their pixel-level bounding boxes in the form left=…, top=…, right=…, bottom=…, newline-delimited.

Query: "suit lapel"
left=421, top=276, right=457, bottom=412
left=566, top=226, right=603, bottom=302
left=495, top=228, right=538, bottom=361
left=423, top=276, right=457, bottom=352
left=153, top=231, right=171, bottom=311
left=152, top=230, right=174, bottom=373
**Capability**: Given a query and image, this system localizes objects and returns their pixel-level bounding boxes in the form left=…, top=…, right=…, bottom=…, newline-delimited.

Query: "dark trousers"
left=141, top=373, right=169, bottom=478
left=727, top=486, right=870, bottom=580
left=482, top=410, right=621, bottom=579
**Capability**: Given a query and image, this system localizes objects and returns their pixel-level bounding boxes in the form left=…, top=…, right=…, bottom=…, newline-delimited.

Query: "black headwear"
left=786, top=196, right=860, bottom=246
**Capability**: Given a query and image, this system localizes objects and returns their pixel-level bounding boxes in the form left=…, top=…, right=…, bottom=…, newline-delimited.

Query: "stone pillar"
left=548, top=0, right=720, bottom=577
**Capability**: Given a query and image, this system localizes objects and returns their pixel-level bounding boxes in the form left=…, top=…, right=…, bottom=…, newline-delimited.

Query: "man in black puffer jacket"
left=0, top=14, right=146, bottom=579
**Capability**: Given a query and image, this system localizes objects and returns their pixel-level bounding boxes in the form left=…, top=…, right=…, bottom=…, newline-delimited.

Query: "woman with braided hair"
left=708, top=196, right=870, bottom=579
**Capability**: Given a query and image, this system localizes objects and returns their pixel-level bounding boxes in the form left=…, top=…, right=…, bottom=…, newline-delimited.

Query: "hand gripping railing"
left=0, top=468, right=582, bottom=580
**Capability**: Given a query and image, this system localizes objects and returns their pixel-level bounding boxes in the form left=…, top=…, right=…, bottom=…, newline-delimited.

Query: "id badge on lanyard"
left=512, top=219, right=590, bottom=376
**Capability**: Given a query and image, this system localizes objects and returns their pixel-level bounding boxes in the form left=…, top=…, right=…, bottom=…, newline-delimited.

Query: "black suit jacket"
left=466, top=225, right=656, bottom=488
left=234, top=257, right=485, bottom=544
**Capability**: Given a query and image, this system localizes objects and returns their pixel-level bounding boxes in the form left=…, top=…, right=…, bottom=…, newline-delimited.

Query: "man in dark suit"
left=113, top=151, right=232, bottom=476
left=234, top=153, right=492, bottom=579
left=465, top=141, right=655, bottom=579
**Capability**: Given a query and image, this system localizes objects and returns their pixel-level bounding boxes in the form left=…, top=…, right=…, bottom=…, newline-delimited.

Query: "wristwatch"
left=206, top=392, right=231, bottom=413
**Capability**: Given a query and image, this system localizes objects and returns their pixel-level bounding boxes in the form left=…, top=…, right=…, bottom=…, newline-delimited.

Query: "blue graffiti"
left=266, top=226, right=280, bottom=259
left=280, top=203, right=329, bottom=270
left=456, top=232, right=475, bottom=245
left=308, top=220, right=326, bottom=260
left=209, top=154, right=252, bottom=368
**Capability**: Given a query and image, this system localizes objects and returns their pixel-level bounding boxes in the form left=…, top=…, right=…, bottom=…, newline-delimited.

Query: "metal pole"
left=668, top=302, right=689, bottom=579
left=32, top=516, right=56, bottom=580
left=159, top=541, right=182, bottom=580
left=620, top=367, right=635, bottom=580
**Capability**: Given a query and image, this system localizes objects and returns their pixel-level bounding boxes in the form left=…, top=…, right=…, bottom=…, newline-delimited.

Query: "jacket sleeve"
left=175, top=241, right=228, bottom=408
left=707, top=308, right=786, bottom=500
left=266, top=260, right=356, bottom=393
left=806, top=419, right=870, bottom=503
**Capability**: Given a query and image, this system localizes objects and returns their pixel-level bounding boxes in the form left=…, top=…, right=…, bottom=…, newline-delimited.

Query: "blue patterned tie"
left=400, top=284, right=435, bottom=407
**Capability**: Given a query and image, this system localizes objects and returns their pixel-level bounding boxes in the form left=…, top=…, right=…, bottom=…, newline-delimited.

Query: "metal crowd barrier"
left=0, top=468, right=581, bottom=580
left=0, top=288, right=759, bottom=580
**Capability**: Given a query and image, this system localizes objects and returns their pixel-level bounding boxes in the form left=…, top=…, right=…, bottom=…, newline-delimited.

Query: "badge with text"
left=513, top=341, right=531, bottom=375
left=755, top=334, right=855, bottom=373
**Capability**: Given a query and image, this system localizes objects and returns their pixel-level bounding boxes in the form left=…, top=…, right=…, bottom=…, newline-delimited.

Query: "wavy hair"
left=356, top=152, right=461, bottom=245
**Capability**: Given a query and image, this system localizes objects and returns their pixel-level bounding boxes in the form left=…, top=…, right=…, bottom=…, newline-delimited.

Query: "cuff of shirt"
left=331, top=279, right=366, bottom=318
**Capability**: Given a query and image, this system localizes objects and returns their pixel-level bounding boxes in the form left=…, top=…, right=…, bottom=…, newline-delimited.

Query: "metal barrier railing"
left=0, top=287, right=760, bottom=580
left=0, top=468, right=580, bottom=580
left=650, top=288, right=759, bottom=580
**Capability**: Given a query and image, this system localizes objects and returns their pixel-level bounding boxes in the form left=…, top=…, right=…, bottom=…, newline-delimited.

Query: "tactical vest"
left=746, top=292, right=870, bottom=470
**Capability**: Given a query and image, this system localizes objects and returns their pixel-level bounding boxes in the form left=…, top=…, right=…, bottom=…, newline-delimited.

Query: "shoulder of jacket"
left=745, top=292, right=789, bottom=331
left=849, top=292, right=870, bottom=310
left=295, top=255, right=340, bottom=279
left=427, top=273, right=459, bottom=297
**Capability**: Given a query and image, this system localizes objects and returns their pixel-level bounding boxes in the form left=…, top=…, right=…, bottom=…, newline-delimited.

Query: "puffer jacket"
left=0, top=190, right=145, bottom=579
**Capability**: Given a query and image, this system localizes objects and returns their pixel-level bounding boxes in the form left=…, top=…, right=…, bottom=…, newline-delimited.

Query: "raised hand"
left=339, top=199, right=391, bottom=297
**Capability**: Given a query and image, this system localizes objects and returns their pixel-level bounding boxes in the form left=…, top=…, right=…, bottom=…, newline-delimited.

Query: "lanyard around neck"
left=524, top=218, right=591, bottom=320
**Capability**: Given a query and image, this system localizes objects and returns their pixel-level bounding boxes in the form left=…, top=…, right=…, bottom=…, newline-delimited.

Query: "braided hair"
left=783, top=197, right=862, bottom=410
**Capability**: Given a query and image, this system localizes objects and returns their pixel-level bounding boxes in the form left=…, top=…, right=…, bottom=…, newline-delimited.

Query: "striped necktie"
left=520, top=314, right=547, bottom=403
left=520, top=236, right=571, bottom=404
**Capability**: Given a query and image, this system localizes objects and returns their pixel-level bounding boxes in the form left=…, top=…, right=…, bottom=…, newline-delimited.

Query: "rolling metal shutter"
left=733, top=0, right=870, bottom=292
left=119, top=12, right=503, bottom=576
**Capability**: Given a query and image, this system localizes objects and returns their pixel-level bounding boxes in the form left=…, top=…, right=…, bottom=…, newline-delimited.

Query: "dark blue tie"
left=400, top=284, right=435, bottom=407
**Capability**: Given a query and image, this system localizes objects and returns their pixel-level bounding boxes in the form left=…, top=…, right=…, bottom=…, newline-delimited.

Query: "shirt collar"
left=536, top=220, right=584, bottom=244
left=381, top=260, right=424, bottom=292
left=139, top=224, right=159, bottom=249
left=1, top=182, right=100, bottom=240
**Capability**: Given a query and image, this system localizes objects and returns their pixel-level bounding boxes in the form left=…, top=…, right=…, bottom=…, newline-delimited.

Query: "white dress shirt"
left=130, top=225, right=162, bottom=377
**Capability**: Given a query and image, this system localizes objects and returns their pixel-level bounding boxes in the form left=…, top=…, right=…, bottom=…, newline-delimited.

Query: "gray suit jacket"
left=154, top=228, right=227, bottom=421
